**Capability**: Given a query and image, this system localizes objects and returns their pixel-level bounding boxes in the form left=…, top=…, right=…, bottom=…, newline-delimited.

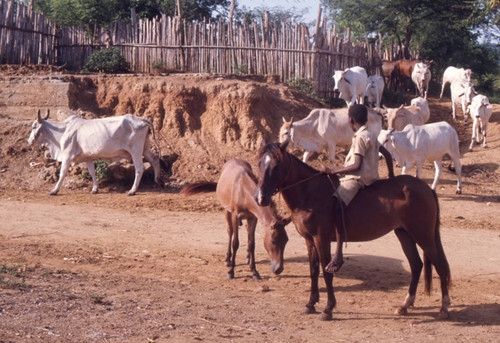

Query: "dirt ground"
left=0, top=70, right=499, bottom=342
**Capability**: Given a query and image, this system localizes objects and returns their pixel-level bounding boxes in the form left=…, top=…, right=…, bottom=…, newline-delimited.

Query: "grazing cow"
left=332, top=66, right=368, bottom=107
left=384, top=98, right=430, bottom=131
left=440, top=66, right=472, bottom=99
left=381, top=60, right=399, bottom=90
left=365, top=75, right=385, bottom=108
left=28, top=110, right=162, bottom=196
left=279, top=107, right=383, bottom=166
left=378, top=122, right=462, bottom=194
left=469, top=94, right=493, bottom=150
left=450, top=80, right=476, bottom=122
left=411, top=62, right=431, bottom=98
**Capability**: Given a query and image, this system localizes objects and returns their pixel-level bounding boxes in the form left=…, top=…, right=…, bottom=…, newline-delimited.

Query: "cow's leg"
left=50, top=158, right=70, bottom=195
left=85, top=161, right=99, bottom=194
left=143, top=146, right=162, bottom=187
left=302, top=151, right=312, bottom=163
left=451, top=155, right=462, bottom=194
left=431, top=159, right=443, bottom=191
left=246, top=216, right=260, bottom=280
left=469, top=118, right=478, bottom=150
left=440, top=81, right=446, bottom=99
left=482, top=122, right=488, bottom=148
left=451, top=102, right=456, bottom=121
left=461, top=102, right=468, bottom=123
left=127, top=152, right=145, bottom=196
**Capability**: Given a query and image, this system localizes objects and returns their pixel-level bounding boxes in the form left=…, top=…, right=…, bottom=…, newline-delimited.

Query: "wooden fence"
left=0, top=0, right=386, bottom=99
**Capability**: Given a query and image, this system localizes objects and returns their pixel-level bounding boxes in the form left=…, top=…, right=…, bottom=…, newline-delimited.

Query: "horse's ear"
left=279, top=139, right=289, bottom=151
left=261, top=137, right=270, bottom=150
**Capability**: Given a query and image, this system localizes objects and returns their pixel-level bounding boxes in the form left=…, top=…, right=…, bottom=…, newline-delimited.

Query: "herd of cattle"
left=282, top=60, right=494, bottom=195
left=26, top=60, right=493, bottom=197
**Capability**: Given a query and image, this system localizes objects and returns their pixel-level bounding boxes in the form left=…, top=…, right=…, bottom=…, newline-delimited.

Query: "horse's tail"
left=424, top=190, right=451, bottom=295
left=180, top=182, right=217, bottom=196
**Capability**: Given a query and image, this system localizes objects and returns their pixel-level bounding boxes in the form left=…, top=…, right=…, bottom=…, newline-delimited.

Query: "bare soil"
left=0, top=69, right=499, bottom=342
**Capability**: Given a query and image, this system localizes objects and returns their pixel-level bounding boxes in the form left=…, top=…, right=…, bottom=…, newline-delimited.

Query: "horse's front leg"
left=302, top=239, right=320, bottom=315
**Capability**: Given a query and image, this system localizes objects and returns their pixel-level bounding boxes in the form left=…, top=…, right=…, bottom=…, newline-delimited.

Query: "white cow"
left=469, top=94, right=493, bottom=150
left=411, top=62, right=431, bottom=98
left=28, top=110, right=163, bottom=196
left=440, top=66, right=472, bottom=99
left=333, top=66, right=368, bottom=107
left=377, top=122, right=462, bottom=194
left=384, top=98, right=430, bottom=131
left=450, top=80, right=476, bottom=122
left=365, top=75, right=385, bottom=108
left=279, top=107, right=383, bottom=166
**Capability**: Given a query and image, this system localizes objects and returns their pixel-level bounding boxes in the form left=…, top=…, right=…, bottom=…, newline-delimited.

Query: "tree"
left=320, top=0, right=489, bottom=59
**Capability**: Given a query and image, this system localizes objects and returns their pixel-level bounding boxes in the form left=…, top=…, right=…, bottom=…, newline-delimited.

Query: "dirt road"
left=1, top=194, right=499, bottom=342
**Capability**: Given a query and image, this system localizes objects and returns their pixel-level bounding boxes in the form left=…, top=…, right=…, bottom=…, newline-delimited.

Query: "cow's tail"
left=180, top=182, right=217, bottom=196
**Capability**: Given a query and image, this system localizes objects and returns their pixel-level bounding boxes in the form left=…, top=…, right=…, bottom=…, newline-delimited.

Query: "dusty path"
left=1, top=197, right=499, bottom=342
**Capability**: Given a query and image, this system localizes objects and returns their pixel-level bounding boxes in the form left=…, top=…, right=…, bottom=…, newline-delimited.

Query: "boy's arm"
left=321, top=154, right=363, bottom=175
left=379, top=145, right=394, bottom=178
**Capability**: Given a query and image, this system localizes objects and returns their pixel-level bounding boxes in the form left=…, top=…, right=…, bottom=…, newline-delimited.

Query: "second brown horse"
left=181, top=159, right=290, bottom=280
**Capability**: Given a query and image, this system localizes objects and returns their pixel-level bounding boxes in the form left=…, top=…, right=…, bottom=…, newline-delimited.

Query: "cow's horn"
left=37, top=109, right=42, bottom=122
left=44, top=109, right=50, bottom=120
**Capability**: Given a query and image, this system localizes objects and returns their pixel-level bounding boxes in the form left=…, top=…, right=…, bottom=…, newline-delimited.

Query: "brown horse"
left=254, top=140, right=451, bottom=321
left=181, top=159, right=290, bottom=280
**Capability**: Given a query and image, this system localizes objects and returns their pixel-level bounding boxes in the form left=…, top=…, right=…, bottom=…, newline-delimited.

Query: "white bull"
left=469, top=94, right=493, bottom=150
left=279, top=107, right=383, bottom=166
left=365, top=75, right=385, bottom=108
left=411, top=62, right=431, bottom=99
left=378, top=122, right=462, bottom=194
left=28, top=110, right=163, bottom=196
left=440, top=66, right=472, bottom=99
left=450, top=80, right=476, bottom=122
left=333, top=66, right=368, bottom=107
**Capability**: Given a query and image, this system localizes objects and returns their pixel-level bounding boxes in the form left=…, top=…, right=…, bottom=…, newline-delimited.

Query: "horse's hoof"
left=252, top=273, right=261, bottom=281
left=227, top=272, right=234, bottom=280
left=395, top=307, right=408, bottom=315
left=319, top=312, right=333, bottom=321
left=437, top=309, right=449, bottom=320
left=301, top=306, right=316, bottom=315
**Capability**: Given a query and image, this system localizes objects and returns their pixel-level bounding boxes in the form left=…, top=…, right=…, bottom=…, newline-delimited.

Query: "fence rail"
left=0, top=0, right=387, bottom=98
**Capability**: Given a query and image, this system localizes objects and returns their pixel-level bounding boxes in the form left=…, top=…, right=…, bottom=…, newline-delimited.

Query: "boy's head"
left=348, top=104, right=368, bottom=126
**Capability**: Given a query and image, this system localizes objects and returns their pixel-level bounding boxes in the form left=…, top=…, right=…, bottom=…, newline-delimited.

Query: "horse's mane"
left=259, top=141, right=320, bottom=175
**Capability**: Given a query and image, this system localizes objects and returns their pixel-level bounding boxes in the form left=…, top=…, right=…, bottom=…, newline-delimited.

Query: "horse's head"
left=263, top=216, right=291, bottom=275
left=255, top=139, right=289, bottom=207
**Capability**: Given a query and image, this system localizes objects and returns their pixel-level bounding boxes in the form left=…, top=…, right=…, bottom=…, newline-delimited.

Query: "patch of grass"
left=0, top=264, right=31, bottom=289
left=82, top=160, right=110, bottom=181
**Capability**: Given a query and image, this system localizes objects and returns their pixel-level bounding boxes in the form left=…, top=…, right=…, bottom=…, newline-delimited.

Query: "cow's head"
left=28, top=109, right=50, bottom=145
left=279, top=117, right=294, bottom=144
left=385, top=105, right=404, bottom=130
left=461, top=82, right=476, bottom=107
left=377, top=128, right=395, bottom=151
left=333, top=70, right=350, bottom=94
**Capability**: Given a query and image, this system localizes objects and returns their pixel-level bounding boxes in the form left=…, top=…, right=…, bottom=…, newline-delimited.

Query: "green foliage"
left=235, top=5, right=310, bottom=26
left=82, top=48, right=129, bottom=73
left=83, top=160, right=110, bottom=181
left=233, top=63, right=248, bottom=74
left=285, top=78, right=318, bottom=98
